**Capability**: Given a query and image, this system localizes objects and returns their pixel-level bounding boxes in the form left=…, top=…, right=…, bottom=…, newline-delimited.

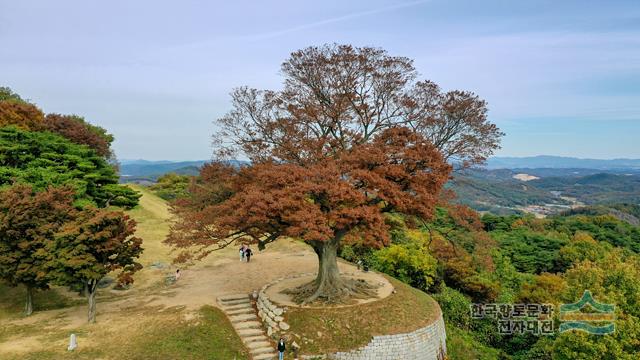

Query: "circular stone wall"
left=265, top=271, right=394, bottom=308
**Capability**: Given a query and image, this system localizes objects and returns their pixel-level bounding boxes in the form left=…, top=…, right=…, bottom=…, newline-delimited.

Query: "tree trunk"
left=284, top=233, right=378, bottom=304
left=24, top=285, right=33, bottom=316
left=87, top=280, right=97, bottom=323
left=312, top=237, right=343, bottom=293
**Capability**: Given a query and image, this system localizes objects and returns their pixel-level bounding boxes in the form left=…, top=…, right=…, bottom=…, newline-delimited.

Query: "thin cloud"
left=239, top=0, right=432, bottom=41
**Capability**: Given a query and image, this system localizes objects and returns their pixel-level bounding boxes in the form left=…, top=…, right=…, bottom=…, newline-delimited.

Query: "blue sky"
left=1, top=0, right=639, bottom=160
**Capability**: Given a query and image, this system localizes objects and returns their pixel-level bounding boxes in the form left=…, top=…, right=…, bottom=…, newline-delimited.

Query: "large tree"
left=0, top=184, right=75, bottom=315
left=166, top=44, right=502, bottom=303
left=47, top=207, right=143, bottom=323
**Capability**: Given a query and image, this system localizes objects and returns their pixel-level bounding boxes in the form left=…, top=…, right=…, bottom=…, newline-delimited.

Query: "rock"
left=149, top=261, right=168, bottom=269
left=97, top=276, right=114, bottom=289
left=267, top=326, right=273, bottom=336
left=273, top=307, right=284, bottom=316
left=274, top=315, right=284, bottom=322
left=164, top=275, right=176, bottom=285
left=67, top=333, right=77, bottom=351
left=279, top=321, right=290, bottom=330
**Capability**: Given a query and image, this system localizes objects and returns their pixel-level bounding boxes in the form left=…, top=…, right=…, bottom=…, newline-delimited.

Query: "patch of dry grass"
left=285, top=275, right=440, bottom=355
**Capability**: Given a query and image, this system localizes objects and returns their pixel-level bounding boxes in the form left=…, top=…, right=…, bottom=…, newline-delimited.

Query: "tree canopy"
left=46, top=206, right=142, bottom=323
left=0, top=127, right=139, bottom=208
left=167, top=44, right=502, bottom=303
left=43, top=114, right=114, bottom=158
left=0, top=87, right=116, bottom=159
left=0, top=184, right=75, bottom=315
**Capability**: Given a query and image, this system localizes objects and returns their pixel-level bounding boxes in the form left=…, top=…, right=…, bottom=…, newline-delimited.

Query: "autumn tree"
left=47, top=207, right=143, bottom=323
left=0, top=99, right=45, bottom=130
left=1, top=87, right=116, bottom=159
left=0, top=184, right=75, bottom=315
left=167, top=44, right=502, bottom=303
left=405, top=81, right=504, bottom=167
left=43, top=114, right=115, bottom=158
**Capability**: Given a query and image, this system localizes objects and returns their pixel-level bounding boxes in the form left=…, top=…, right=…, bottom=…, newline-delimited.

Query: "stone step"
left=237, top=328, right=263, bottom=337
left=253, top=352, right=277, bottom=360
left=217, top=293, right=249, bottom=302
left=246, top=341, right=272, bottom=350
left=227, top=307, right=254, bottom=316
left=243, top=335, right=269, bottom=344
left=219, top=298, right=251, bottom=306
left=234, top=321, right=262, bottom=330
left=220, top=302, right=253, bottom=311
left=230, top=313, right=257, bottom=323
left=251, top=346, right=276, bottom=356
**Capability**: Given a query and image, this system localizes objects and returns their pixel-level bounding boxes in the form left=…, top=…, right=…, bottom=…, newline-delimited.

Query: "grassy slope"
left=0, top=186, right=248, bottom=360
left=286, top=276, right=440, bottom=355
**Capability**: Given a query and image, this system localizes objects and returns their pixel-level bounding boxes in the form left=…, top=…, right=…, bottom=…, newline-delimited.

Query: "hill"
left=487, top=155, right=640, bottom=171
left=0, top=186, right=441, bottom=359
left=118, top=160, right=249, bottom=183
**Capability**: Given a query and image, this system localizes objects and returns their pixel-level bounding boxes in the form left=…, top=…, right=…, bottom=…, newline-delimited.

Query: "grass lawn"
left=285, top=275, right=440, bottom=355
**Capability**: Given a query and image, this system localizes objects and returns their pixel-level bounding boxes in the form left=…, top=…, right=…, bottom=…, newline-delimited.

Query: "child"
left=239, top=245, right=245, bottom=261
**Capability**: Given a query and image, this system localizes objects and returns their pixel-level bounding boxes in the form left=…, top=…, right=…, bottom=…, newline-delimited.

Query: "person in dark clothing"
left=245, top=247, right=253, bottom=262
left=277, top=338, right=285, bottom=360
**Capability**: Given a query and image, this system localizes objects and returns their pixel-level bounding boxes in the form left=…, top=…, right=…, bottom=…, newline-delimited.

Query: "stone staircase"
left=218, top=294, right=277, bottom=360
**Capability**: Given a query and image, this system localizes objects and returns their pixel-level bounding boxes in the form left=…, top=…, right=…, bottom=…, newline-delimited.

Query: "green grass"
left=446, top=325, right=501, bottom=360
left=121, top=305, right=249, bottom=360
left=285, top=276, right=440, bottom=355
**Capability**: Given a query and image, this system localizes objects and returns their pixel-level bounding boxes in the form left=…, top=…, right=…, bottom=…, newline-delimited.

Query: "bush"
left=433, top=286, right=472, bottom=330
left=372, top=243, right=437, bottom=291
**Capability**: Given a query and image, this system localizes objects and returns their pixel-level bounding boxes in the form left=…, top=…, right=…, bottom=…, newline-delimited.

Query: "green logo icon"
left=559, top=290, right=615, bottom=335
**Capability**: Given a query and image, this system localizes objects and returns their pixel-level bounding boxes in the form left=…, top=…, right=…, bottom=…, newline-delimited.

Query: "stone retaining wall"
left=329, top=314, right=446, bottom=360
left=256, top=275, right=305, bottom=336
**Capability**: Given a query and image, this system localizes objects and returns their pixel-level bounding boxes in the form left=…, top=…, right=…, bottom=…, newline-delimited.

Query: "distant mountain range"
left=118, top=156, right=640, bottom=180
left=487, top=156, right=640, bottom=170
left=119, top=160, right=207, bottom=177
left=118, top=159, right=248, bottom=182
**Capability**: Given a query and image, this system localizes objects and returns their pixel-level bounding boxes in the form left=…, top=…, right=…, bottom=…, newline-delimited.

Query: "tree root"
left=283, top=277, right=379, bottom=305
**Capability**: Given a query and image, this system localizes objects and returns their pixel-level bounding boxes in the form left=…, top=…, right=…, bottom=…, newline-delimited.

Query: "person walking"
left=239, top=245, right=245, bottom=262
left=277, top=337, right=286, bottom=360
left=245, top=247, right=253, bottom=262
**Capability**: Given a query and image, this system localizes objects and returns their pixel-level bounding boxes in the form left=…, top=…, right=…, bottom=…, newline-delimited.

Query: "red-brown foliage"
left=43, top=114, right=114, bottom=158
left=166, top=44, right=501, bottom=302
